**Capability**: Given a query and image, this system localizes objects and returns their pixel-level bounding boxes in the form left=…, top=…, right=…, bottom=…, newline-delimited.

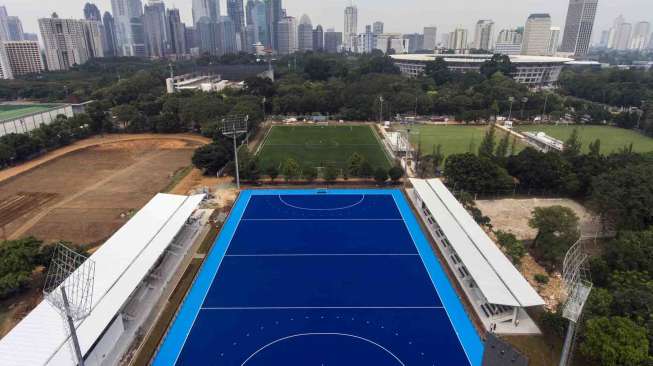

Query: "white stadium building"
left=390, top=53, right=574, bottom=87
left=0, top=193, right=207, bottom=366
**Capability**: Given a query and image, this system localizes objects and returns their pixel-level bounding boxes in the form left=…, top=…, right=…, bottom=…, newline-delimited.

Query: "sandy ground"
left=477, top=198, right=601, bottom=311
left=0, top=137, right=204, bottom=245
left=476, top=198, right=602, bottom=241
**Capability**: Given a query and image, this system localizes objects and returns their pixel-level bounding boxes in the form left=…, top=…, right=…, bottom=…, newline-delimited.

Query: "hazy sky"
left=3, top=0, right=652, bottom=40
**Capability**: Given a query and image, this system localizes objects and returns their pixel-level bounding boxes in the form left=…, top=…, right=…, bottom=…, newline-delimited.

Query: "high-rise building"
left=103, top=12, right=118, bottom=56
left=84, top=3, right=102, bottom=21
left=82, top=20, right=105, bottom=58
left=343, top=5, right=358, bottom=51
left=0, top=6, right=9, bottom=41
left=227, top=0, right=246, bottom=51
left=324, top=29, right=342, bottom=53
left=630, top=21, right=651, bottom=50
left=192, top=0, right=220, bottom=24
left=357, top=26, right=376, bottom=53
left=607, top=15, right=628, bottom=49
left=143, top=0, right=168, bottom=58
left=522, top=13, right=552, bottom=56
left=440, top=33, right=449, bottom=48
left=297, top=14, right=313, bottom=51
left=185, top=26, right=198, bottom=51
left=495, top=28, right=523, bottom=55
left=39, top=13, right=92, bottom=70
left=23, top=33, right=38, bottom=42
left=373, top=21, right=384, bottom=35
left=474, top=19, right=495, bottom=50
left=598, top=29, right=610, bottom=47
left=313, top=24, right=324, bottom=51
left=196, top=16, right=237, bottom=56
left=560, top=0, right=598, bottom=56
left=269, top=0, right=283, bottom=51
left=448, top=28, right=469, bottom=50
left=111, top=0, right=144, bottom=56
left=403, top=33, right=424, bottom=53
left=615, top=22, right=632, bottom=50
left=6, top=16, right=24, bottom=41
left=423, top=26, right=437, bottom=50
left=248, top=0, right=268, bottom=48
left=167, top=8, right=187, bottom=55
left=0, top=41, right=44, bottom=77
left=547, top=27, right=561, bottom=55
left=277, top=16, right=297, bottom=55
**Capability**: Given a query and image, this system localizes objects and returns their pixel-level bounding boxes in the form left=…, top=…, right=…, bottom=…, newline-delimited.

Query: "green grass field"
left=0, top=104, right=60, bottom=121
left=517, top=125, right=653, bottom=154
left=257, top=125, right=391, bottom=169
left=400, top=125, right=520, bottom=158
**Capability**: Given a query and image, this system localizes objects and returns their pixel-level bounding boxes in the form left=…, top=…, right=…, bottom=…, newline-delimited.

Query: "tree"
left=303, top=165, right=318, bottom=182
left=495, top=131, right=510, bottom=161
left=563, top=128, right=582, bottom=160
left=588, top=138, right=602, bottom=157
left=191, top=142, right=232, bottom=176
left=607, top=271, right=653, bottom=322
left=580, top=317, right=649, bottom=366
left=480, top=54, right=516, bottom=79
left=478, top=125, right=496, bottom=159
left=495, top=230, right=526, bottom=265
left=281, top=158, right=301, bottom=181
left=603, top=229, right=653, bottom=274
left=323, top=164, right=339, bottom=183
left=388, top=166, right=404, bottom=182
left=359, top=161, right=374, bottom=178
left=590, top=164, right=653, bottom=230
left=347, top=152, right=366, bottom=177
left=266, top=165, right=279, bottom=182
left=444, top=153, right=515, bottom=194
left=0, top=237, right=45, bottom=299
left=424, top=58, right=454, bottom=85
left=374, top=167, right=388, bottom=184
left=507, top=148, right=579, bottom=195
left=528, top=206, right=580, bottom=269
left=111, top=104, right=139, bottom=130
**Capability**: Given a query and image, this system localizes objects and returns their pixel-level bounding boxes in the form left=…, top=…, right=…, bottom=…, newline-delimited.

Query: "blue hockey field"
left=154, top=189, right=483, bottom=365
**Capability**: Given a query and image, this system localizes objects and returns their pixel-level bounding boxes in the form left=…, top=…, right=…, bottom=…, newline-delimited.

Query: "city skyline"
left=1, top=0, right=652, bottom=42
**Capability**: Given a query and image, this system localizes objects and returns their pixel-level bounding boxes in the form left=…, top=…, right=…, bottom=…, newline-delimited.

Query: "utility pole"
left=508, top=97, right=515, bottom=121
left=542, top=93, right=549, bottom=122
left=379, top=96, right=384, bottom=124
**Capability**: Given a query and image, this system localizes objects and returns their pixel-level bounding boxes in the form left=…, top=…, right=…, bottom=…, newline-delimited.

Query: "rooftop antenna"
left=221, top=115, right=249, bottom=190
left=558, top=236, right=593, bottom=366
left=43, top=243, right=95, bottom=366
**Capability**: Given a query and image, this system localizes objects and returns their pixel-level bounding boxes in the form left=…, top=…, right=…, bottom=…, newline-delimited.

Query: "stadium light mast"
left=43, top=243, right=95, bottom=366
left=221, top=115, right=249, bottom=190
left=378, top=96, right=384, bottom=124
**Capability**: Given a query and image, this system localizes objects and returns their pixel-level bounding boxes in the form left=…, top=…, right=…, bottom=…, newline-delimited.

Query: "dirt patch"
left=0, top=139, right=199, bottom=246
left=476, top=198, right=601, bottom=240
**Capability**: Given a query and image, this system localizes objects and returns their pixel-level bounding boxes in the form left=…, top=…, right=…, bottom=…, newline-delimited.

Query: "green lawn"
left=0, top=104, right=60, bottom=121
left=257, top=125, right=391, bottom=169
left=400, top=125, right=520, bottom=158
left=517, top=125, right=653, bottom=154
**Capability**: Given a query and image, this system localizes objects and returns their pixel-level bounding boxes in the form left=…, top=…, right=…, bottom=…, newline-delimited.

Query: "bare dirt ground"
left=477, top=198, right=601, bottom=311
left=476, top=198, right=601, bottom=240
left=0, top=137, right=204, bottom=246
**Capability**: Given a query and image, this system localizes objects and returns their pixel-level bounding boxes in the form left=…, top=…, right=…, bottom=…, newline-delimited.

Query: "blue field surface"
left=154, top=190, right=483, bottom=366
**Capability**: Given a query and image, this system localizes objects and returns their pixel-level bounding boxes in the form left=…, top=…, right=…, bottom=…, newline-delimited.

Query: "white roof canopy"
left=411, top=179, right=544, bottom=308
left=0, top=193, right=205, bottom=366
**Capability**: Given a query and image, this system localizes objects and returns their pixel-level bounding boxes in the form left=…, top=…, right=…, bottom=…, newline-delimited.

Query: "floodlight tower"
left=558, top=237, right=593, bottom=366
left=43, top=243, right=95, bottom=366
left=221, top=115, right=249, bottom=190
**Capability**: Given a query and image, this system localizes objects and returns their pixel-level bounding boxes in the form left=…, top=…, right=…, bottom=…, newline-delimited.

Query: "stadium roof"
left=0, top=193, right=205, bottom=366
left=390, top=54, right=574, bottom=64
left=411, top=179, right=544, bottom=308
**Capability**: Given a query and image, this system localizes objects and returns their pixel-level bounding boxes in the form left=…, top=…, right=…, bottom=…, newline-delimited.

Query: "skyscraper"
left=615, top=22, right=632, bottom=50
left=192, top=0, right=220, bottom=24
left=560, top=0, right=598, bottom=56
left=277, top=16, right=297, bottom=55
left=343, top=5, right=358, bottom=51
left=0, top=6, right=9, bottom=42
left=495, top=28, right=523, bottom=55
left=297, top=14, right=313, bottom=52
left=324, top=29, right=342, bottom=53
left=630, top=22, right=651, bottom=50
left=522, top=13, right=552, bottom=56
left=269, top=0, right=283, bottom=51
left=227, top=0, right=246, bottom=51
left=84, top=3, right=102, bottom=21
left=373, top=21, right=384, bottom=35
left=110, top=0, right=144, bottom=56
left=403, top=33, right=424, bottom=53
left=6, top=17, right=24, bottom=41
left=474, top=19, right=495, bottom=50
left=143, top=0, right=168, bottom=58
left=547, top=27, right=561, bottom=55
left=39, top=13, right=92, bottom=70
left=423, top=26, right=437, bottom=50
left=0, top=41, right=44, bottom=77
left=82, top=19, right=105, bottom=58
left=103, top=12, right=118, bottom=56
left=167, top=8, right=187, bottom=55
left=313, top=24, right=324, bottom=51
left=448, top=28, right=469, bottom=50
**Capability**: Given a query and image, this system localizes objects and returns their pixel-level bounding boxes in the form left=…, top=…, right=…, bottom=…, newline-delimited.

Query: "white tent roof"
left=411, top=179, right=544, bottom=308
left=0, top=193, right=205, bottom=366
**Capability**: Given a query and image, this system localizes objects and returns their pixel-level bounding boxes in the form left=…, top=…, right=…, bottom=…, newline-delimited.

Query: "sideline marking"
left=201, top=306, right=444, bottom=310
left=225, top=253, right=419, bottom=257
left=278, top=194, right=365, bottom=211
